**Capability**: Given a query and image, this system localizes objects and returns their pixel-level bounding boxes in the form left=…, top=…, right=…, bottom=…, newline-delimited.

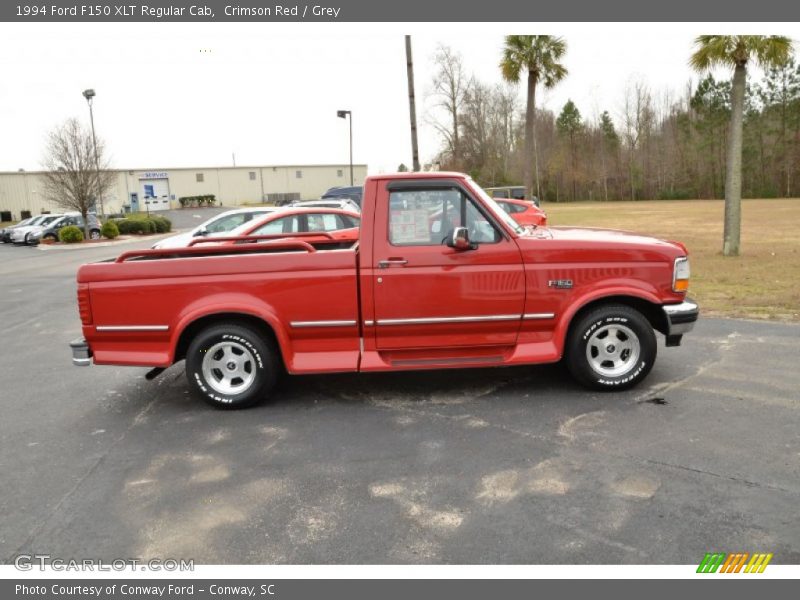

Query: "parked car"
left=321, top=185, right=363, bottom=207
left=220, top=207, right=361, bottom=244
left=70, top=171, right=697, bottom=409
left=32, top=213, right=101, bottom=244
left=288, top=198, right=361, bottom=213
left=485, top=186, right=540, bottom=207
left=152, top=208, right=277, bottom=249
left=494, top=198, right=547, bottom=227
left=1, top=216, right=37, bottom=243
left=10, top=214, right=65, bottom=244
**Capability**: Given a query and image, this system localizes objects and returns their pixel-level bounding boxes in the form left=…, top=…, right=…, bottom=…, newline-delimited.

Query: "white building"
left=0, top=163, right=367, bottom=219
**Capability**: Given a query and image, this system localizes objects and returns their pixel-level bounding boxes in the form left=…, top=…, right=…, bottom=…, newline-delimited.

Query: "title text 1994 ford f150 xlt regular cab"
left=71, top=172, right=698, bottom=409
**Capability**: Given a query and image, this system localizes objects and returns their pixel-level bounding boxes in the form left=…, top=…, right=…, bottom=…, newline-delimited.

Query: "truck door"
left=370, top=180, right=525, bottom=351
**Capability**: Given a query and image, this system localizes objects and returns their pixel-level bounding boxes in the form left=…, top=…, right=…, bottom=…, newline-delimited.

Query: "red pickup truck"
left=71, top=172, right=698, bottom=409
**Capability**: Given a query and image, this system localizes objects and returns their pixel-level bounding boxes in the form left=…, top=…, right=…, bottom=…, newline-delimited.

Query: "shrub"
left=59, top=225, right=84, bottom=244
left=101, top=221, right=119, bottom=239
left=150, top=216, right=171, bottom=233
left=113, top=216, right=172, bottom=235
left=178, top=194, right=216, bottom=208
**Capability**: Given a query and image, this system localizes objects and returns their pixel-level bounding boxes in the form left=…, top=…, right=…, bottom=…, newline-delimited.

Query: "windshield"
left=470, top=180, right=525, bottom=235
left=27, top=215, right=48, bottom=226
left=39, top=215, right=62, bottom=226
left=202, top=210, right=273, bottom=234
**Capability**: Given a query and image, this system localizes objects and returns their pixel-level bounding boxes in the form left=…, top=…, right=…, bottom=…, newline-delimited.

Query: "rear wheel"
left=43, top=234, right=57, bottom=243
left=185, top=323, right=279, bottom=409
left=89, top=229, right=101, bottom=240
left=566, top=304, right=656, bottom=391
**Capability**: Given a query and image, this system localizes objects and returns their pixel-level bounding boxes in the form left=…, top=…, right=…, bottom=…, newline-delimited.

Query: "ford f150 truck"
left=71, top=172, right=698, bottom=409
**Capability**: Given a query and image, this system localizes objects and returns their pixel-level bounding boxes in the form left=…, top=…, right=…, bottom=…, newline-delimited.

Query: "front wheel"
left=565, top=305, right=656, bottom=391
left=185, top=323, right=279, bottom=409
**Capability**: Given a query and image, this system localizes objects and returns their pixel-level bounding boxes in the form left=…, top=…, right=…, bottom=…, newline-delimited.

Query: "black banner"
left=2, top=0, right=799, bottom=22
left=4, top=579, right=800, bottom=600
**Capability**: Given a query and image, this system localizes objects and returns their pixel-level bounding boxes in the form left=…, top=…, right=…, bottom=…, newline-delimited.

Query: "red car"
left=209, top=207, right=360, bottom=245
left=71, top=172, right=697, bottom=409
left=493, top=198, right=547, bottom=227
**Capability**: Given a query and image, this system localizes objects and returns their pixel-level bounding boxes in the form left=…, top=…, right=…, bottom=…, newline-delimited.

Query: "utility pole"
left=405, top=35, right=421, bottom=172
left=82, top=88, right=104, bottom=216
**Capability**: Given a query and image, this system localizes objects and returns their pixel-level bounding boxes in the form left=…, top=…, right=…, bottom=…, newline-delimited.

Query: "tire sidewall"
left=568, top=306, right=656, bottom=390
left=186, top=325, right=277, bottom=409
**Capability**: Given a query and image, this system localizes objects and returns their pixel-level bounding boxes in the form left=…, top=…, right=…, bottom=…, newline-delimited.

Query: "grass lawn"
left=545, top=198, right=800, bottom=322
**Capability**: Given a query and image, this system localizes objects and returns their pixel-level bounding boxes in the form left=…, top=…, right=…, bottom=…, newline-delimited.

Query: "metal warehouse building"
left=0, top=163, right=367, bottom=219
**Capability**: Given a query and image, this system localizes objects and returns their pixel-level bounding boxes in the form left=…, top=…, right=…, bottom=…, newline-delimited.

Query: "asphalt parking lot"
left=1, top=240, right=798, bottom=565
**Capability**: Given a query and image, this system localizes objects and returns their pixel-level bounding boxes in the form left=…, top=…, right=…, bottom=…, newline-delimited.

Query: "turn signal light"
left=673, top=257, right=690, bottom=293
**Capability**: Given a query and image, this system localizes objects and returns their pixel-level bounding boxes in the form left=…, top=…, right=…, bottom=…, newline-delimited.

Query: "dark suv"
left=321, top=185, right=363, bottom=207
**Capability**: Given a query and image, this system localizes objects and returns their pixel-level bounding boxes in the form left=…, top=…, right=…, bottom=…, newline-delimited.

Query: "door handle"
left=378, top=258, right=408, bottom=269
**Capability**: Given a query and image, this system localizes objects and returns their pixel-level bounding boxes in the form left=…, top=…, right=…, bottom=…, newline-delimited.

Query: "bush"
left=112, top=216, right=171, bottom=235
left=178, top=194, right=216, bottom=208
left=151, top=216, right=171, bottom=233
left=101, top=221, right=119, bottom=239
left=59, top=225, right=84, bottom=244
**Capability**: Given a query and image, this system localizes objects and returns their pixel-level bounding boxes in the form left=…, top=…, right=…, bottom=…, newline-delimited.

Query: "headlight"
left=673, top=257, right=690, bottom=292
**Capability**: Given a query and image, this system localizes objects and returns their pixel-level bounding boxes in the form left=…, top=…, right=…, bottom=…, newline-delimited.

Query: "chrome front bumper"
left=663, top=299, right=699, bottom=336
left=70, top=338, right=92, bottom=366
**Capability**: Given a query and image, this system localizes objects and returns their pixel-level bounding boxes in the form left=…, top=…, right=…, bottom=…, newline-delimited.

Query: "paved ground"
left=1, top=241, right=798, bottom=565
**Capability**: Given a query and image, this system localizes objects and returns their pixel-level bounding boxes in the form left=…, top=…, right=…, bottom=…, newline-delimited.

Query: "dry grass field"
left=546, top=198, right=800, bottom=322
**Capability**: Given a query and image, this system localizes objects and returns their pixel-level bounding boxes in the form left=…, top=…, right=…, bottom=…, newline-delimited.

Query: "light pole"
left=82, top=88, right=104, bottom=216
left=337, top=110, right=353, bottom=186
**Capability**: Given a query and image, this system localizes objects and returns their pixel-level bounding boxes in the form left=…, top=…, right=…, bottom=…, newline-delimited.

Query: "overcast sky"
left=1, top=22, right=798, bottom=174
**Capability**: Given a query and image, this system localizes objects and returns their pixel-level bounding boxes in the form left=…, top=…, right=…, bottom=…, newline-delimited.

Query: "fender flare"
left=169, top=294, right=293, bottom=367
left=553, top=285, right=663, bottom=356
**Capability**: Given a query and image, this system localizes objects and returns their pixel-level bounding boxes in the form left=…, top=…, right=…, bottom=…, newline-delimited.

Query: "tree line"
left=428, top=41, right=800, bottom=204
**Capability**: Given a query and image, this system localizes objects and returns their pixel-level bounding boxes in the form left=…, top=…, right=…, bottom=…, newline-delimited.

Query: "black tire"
left=43, top=234, right=57, bottom=242
left=89, top=229, right=101, bottom=240
left=24, top=233, right=31, bottom=245
left=185, top=323, right=279, bottom=409
left=565, top=304, right=656, bottom=391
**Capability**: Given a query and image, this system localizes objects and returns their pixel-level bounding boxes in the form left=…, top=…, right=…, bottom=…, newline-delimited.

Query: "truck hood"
left=518, top=226, right=687, bottom=257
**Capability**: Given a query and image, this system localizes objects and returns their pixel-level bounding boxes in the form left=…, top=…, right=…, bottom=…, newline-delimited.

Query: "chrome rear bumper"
left=70, top=338, right=92, bottom=366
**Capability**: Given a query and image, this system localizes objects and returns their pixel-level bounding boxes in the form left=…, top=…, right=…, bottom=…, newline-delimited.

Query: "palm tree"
left=690, top=35, right=793, bottom=256
left=501, top=35, right=568, bottom=201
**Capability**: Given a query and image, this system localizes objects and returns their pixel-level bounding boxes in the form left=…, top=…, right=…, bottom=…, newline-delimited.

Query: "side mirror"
left=193, top=227, right=208, bottom=237
left=447, top=227, right=476, bottom=251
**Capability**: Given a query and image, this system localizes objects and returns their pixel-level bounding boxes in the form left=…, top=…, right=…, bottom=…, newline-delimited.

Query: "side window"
left=388, top=188, right=500, bottom=246
left=342, top=215, right=359, bottom=228
left=254, top=216, right=300, bottom=235
left=307, top=213, right=345, bottom=232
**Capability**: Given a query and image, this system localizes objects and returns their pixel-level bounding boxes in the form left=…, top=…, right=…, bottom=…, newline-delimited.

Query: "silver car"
left=152, top=208, right=278, bottom=249
left=10, top=214, right=64, bottom=244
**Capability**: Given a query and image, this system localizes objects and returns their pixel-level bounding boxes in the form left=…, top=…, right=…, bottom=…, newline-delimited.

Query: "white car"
left=10, top=214, right=65, bottom=244
left=288, top=198, right=361, bottom=213
left=152, top=208, right=278, bottom=249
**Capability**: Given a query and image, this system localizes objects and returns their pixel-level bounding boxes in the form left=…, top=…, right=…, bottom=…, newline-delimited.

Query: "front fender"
left=553, top=283, right=664, bottom=355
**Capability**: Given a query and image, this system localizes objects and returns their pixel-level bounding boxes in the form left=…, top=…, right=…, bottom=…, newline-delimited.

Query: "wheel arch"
left=557, top=293, right=668, bottom=354
left=172, top=311, right=287, bottom=371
